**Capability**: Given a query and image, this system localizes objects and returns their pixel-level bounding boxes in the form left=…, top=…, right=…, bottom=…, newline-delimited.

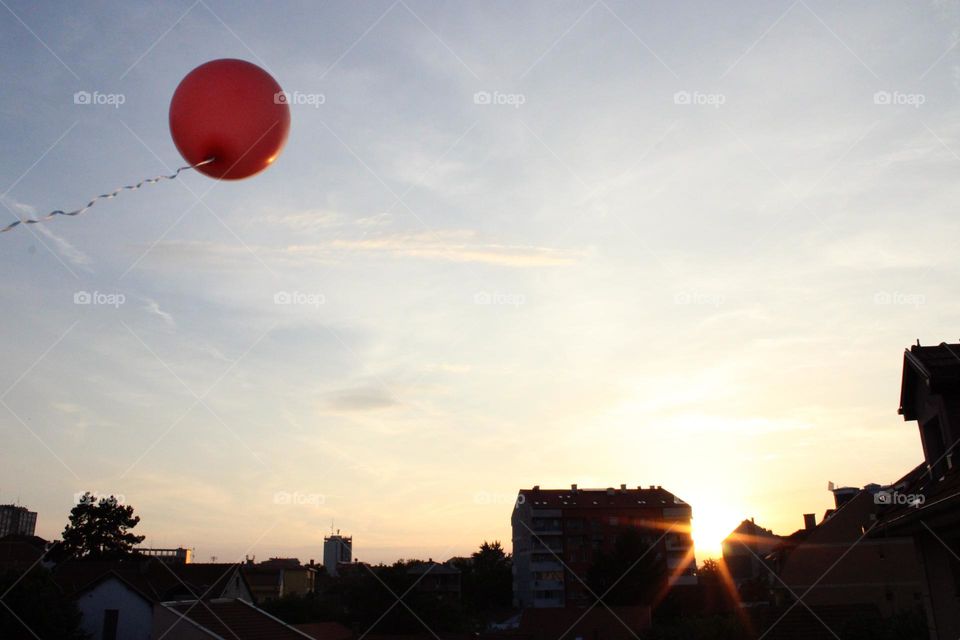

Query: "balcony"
left=532, top=578, right=564, bottom=590
left=532, top=595, right=564, bottom=608
left=530, top=560, right=563, bottom=572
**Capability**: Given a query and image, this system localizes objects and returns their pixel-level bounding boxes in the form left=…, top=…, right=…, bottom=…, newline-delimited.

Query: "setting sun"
left=689, top=500, right=744, bottom=561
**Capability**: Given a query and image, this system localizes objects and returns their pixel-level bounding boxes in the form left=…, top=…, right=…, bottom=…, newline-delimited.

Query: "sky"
left=1, top=0, right=959, bottom=564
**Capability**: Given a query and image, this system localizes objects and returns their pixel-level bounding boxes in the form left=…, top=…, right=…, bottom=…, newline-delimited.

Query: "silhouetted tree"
left=587, top=526, right=667, bottom=606
left=59, top=493, right=144, bottom=559
left=456, top=540, right=512, bottom=614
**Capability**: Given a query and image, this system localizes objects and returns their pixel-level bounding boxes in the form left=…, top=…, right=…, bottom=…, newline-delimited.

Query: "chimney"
left=606, top=487, right=615, bottom=495
left=620, top=484, right=627, bottom=491
left=532, top=485, right=540, bottom=491
left=571, top=484, right=578, bottom=492
left=803, top=513, right=817, bottom=530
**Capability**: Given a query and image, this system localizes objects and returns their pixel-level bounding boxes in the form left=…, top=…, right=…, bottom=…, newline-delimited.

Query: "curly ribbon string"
left=1, top=157, right=216, bottom=234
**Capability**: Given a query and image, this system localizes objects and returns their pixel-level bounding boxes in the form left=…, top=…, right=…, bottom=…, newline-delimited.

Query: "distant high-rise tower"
left=323, top=532, right=352, bottom=577
left=0, top=504, right=38, bottom=538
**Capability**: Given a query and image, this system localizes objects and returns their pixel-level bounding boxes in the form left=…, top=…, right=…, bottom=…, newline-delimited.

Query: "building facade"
left=135, top=547, right=192, bottom=564
left=323, top=533, right=352, bottom=577
left=512, top=484, right=696, bottom=608
left=722, top=518, right=781, bottom=588
left=0, top=504, right=37, bottom=538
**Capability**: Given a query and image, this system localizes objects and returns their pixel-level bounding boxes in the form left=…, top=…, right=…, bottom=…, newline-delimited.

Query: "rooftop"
left=163, top=598, right=312, bottom=639
left=900, top=342, right=960, bottom=419
left=518, top=485, right=686, bottom=508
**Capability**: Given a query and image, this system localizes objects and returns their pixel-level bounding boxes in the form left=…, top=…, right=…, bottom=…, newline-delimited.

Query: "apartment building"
left=512, top=484, right=695, bottom=608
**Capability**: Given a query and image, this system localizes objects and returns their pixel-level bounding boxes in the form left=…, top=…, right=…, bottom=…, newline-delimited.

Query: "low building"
left=406, top=560, right=461, bottom=600
left=772, top=485, right=923, bottom=617
left=241, top=558, right=318, bottom=601
left=0, top=504, right=37, bottom=537
left=721, top=518, right=781, bottom=588
left=512, top=484, right=696, bottom=609
left=0, top=534, right=50, bottom=573
left=135, top=546, right=192, bottom=564
left=156, top=598, right=314, bottom=639
left=870, top=341, right=960, bottom=639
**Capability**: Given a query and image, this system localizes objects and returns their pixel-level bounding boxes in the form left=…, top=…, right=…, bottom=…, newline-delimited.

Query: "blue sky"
left=2, top=0, right=960, bottom=562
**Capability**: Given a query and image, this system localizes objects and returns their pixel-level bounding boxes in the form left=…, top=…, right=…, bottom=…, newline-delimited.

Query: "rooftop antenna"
left=917, top=339, right=921, bottom=347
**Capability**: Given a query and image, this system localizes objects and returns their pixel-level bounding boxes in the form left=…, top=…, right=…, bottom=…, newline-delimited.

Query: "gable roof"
left=292, top=621, right=354, bottom=640
left=899, top=342, right=960, bottom=419
left=53, top=558, right=247, bottom=602
left=163, top=598, right=314, bottom=639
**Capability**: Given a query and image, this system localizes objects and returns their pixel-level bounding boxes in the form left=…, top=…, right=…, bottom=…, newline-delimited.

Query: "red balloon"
left=169, top=59, right=290, bottom=180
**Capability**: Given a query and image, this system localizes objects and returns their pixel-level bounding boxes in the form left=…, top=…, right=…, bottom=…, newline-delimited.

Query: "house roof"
left=0, top=535, right=49, bottom=571
left=406, top=561, right=460, bottom=575
left=899, top=342, right=960, bottom=419
left=518, top=486, right=687, bottom=509
left=873, top=462, right=960, bottom=534
left=519, top=605, right=651, bottom=639
left=241, top=565, right=283, bottom=587
left=292, top=621, right=354, bottom=640
left=53, top=558, right=246, bottom=602
left=163, top=598, right=314, bottom=639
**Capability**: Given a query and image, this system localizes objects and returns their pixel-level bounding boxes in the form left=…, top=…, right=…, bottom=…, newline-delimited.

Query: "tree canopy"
left=59, top=492, right=145, bottom=560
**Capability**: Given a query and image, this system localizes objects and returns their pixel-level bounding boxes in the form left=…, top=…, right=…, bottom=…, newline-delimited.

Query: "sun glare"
left=689, top=501, right=742, bottom=561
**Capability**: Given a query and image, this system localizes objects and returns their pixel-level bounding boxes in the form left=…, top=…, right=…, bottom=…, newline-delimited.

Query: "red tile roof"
left=164, top=598, right=313, bottom=639
left=293, top=621, right=354, bottom=640
left=518, top=486, right=686, bottom=508
left=519, top=606, right=651, bottom=639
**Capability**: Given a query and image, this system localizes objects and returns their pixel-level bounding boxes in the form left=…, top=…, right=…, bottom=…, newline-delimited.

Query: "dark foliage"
left=57, top=493, right=145, bottom=560
left=0, top=567, right=88, bottom=639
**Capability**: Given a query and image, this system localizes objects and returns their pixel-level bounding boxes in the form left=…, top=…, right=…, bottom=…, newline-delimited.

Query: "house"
left=771, top=485, right=923, bottom=617
left=50, top=556, right=316, bottom=639
left=292, top=621, right=355, bottom=640
left=721, top=518, right=781, bottom=587
left=870, top=341, right=960, bottom=639
left=156, top=598, right=314, bottom=638
left=53, top=557, right=257, bottom=638
left=512, top=484, right=695, bottom=608
left=0, top=534, right=51, bottom=573
left=257, top=557, right=319, bottom=596
left=406, top=560, right=461, bottom=600
left=518, top=605, right=651, bottom=639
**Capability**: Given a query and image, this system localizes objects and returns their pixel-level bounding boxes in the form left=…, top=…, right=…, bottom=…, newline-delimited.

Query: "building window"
left=102, top=609, right=119, bottom=640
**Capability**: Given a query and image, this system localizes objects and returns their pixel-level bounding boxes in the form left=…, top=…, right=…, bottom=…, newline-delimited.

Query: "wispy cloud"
left=141, top=297, right=176, bottom=328
left=140, top=230, right=581, bottom=269
left=324, top=385, right=399, bottom=411
left=35, top=224, right=93, bottom=271
left=323, top=230, right=581, bottom=267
